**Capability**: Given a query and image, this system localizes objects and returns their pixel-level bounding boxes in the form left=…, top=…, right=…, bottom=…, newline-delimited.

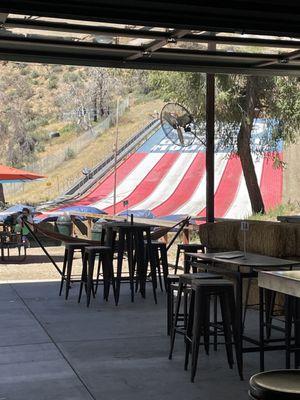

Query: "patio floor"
left=0, top=280, right=285, bottom=400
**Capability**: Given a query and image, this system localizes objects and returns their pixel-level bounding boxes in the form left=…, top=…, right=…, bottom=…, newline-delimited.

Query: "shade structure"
left=0, top=164, right=45, bottom=183
left=0, top=204, right=35, bottom=222
left=1, top=4, right=300, bottom=76
left=118, top=209, right=156, bottom=219
left=35, top=205, right=106, bottom=223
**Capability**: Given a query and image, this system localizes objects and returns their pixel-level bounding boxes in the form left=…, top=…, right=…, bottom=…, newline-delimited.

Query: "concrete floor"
left=0, top=280, right=286, bottom=400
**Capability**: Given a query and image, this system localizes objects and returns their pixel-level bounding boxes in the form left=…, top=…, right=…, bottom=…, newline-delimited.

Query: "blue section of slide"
left=137, top=119, right=283, bottom=154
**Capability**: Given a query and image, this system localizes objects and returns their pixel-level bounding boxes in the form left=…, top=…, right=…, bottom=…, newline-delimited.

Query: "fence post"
left=182, top=227, right=190, bottom=244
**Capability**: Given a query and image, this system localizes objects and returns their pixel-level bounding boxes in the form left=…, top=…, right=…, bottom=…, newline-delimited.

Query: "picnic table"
left=0, top=231, right=27, bottom=261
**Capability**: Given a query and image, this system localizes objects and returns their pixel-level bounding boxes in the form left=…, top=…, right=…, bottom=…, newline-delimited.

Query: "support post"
left=87, top=218, right=92, bottom=239
left=206, top=39, right=216, bottom=223
left=113, top=97, right=120, bottom=215
left=182, top=228, right=189, bottom=244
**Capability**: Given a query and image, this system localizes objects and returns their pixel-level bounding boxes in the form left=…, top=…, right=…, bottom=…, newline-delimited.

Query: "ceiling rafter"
left=1, top=44, right=300, bottom=76
left=4, top=18, right=300, bottom=50
left=126, top=29, right=191, bottom=61
left=257, top=48, right=300, bottom=68
left=0, top=35, right=282, bottom=62
left=0, top=2, right=300, bottom=75
left=4, top=17, right=168, bottom=40
left=1, top=1, right=300, bottom=37
left=0, top=13, right=8, bottom=23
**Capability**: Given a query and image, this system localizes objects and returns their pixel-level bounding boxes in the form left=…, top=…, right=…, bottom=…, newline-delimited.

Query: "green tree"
left=0, top=66, right=37, bottom=167
left=149, top=72, right=300, bottom=214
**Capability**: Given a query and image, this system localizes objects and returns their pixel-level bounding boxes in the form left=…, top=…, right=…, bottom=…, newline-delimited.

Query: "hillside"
left=0, top=62, right=148, bottom=168
left=0, top=63, right=84, bottom=166
left=5, top=98, right=163, bottom=204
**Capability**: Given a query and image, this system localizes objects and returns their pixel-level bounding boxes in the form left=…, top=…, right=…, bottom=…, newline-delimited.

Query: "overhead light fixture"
left=94, top=35, right=114, bottom=44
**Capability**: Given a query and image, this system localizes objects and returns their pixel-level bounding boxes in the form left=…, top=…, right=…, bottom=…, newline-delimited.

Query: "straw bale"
left=291, top=224, right=300, bottom=257
left=199, top=221, right=239, bottom=251
left=237, top=221, right=284, bottom=257
left=198, top=220, right=299, bottom=310
left=199, top=219, right=300, bottom=259
left=278, top=223, right=297, bottom=258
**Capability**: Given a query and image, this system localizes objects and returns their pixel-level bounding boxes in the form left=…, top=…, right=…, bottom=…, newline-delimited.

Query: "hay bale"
left=278, top=223, right=296, bottom=258
left=199, top=221, right=240, bottom=251
left=199, top=219, right=299, bottom=259
left=291, top=224, right=300, bottom=258
left=237, top=221, right=285, bottom=257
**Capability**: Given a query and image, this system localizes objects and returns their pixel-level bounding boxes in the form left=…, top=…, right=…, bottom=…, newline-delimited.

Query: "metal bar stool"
left=174, top=243, right=205, bottom=274
left=78, top=246, right=115, bottom=306
left=169, top=272, right=222, bottom=360
left=185, top=279, right=243, bottom=382
left=249, top=370, right=300, bottom=399
left=59, top=242, right=90, bottom=299
left=166, top=274, right=180, bottom=335
left=147, top=240, right=169, bottom=291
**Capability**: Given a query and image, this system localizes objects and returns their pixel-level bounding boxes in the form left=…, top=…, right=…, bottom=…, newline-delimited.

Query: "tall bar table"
left=186, top=251, right=300, bottom=378
left=103, top=221, right=157, bottom=305
left=258, top=270, right=300, bottom=370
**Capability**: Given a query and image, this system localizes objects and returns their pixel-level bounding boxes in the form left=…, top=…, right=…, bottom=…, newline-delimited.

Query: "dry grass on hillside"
left=6, top=98, right=163, bottom=204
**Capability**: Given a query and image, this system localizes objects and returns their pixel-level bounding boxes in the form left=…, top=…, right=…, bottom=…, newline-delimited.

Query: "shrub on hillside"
left=65, top=147, right=75, bottom=160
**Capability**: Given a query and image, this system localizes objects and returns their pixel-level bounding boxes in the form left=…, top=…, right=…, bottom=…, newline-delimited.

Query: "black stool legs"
left=169, top=272, right=222, bottom=360
left=189, top=282, right=242, bottom=382
left=59, top=243, right=89, bottom=299
left=78, top=246, right=115, bottom=306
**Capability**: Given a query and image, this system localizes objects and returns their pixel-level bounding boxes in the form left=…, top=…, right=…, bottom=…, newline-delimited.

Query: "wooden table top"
left=103, top=221, right=154, bottom=229
left=258, top=270, right=300, bottom=298
left=186, top=251, right=300, bottom=268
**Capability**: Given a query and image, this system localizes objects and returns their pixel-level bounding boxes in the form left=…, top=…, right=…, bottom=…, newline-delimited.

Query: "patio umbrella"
left=118, top=209, right=156, bottom=219
left=0, top=204, right=35, bottom=222
left=0, top=164, right=45, bottom=183
left=35, top=205, right=106, bottom=223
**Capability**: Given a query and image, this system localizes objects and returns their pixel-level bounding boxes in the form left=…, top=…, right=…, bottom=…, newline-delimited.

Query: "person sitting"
left=16, top=207, right=33, bottom=247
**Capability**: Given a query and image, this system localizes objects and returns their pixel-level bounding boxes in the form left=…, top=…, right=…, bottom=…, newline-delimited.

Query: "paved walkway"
left=0, top=281, right=284, bottom=400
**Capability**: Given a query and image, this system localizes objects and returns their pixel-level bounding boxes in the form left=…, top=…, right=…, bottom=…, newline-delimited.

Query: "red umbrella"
left=0, top=164, right=45, bottom=183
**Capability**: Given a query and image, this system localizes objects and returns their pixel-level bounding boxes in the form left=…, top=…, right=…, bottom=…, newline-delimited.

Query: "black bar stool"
left=249, top=370, right=300, bottom=399
left=169, top=272, right=222, bottom=360
left=78, top=246, right=115, bottom=307
left=174, top=243, right=205, bottom=274
left=166, top=274, right=180, bottom=335
left=148, top=240, right=169, bottom=291
left=185, top=279, right=243, bottom=382
left=59, top=242, right=90, bottom=299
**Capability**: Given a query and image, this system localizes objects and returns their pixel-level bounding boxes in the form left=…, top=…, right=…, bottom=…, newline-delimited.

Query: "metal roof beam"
left=4, top=17, right=169, bottom=40
left=0, top=35, right=281, bottom=64
left=126, top=29, right=191, bottom=61
left=257, top=48, right=300, bottom=68
left=0, top=45, right=300, bottom=76
left=5, top=18, right=300, bottom=50
left=182, top=34, right=300, bottom=50
left=1, top=1, right=300, bottom=38
left=0, top=13, right=8, bottom=23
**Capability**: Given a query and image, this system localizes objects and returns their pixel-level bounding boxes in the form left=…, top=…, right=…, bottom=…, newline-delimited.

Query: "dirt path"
left=0, top=244, right=179, bottom=283
left=0, top=246, right=73, bottom=282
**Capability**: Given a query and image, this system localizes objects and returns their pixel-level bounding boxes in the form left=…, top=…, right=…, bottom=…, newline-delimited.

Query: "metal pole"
left=24, top=220, right=62, bottom=275
left=206, top=38, right=216, bottom=223
left=113, top=97, right=120, bottom=215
